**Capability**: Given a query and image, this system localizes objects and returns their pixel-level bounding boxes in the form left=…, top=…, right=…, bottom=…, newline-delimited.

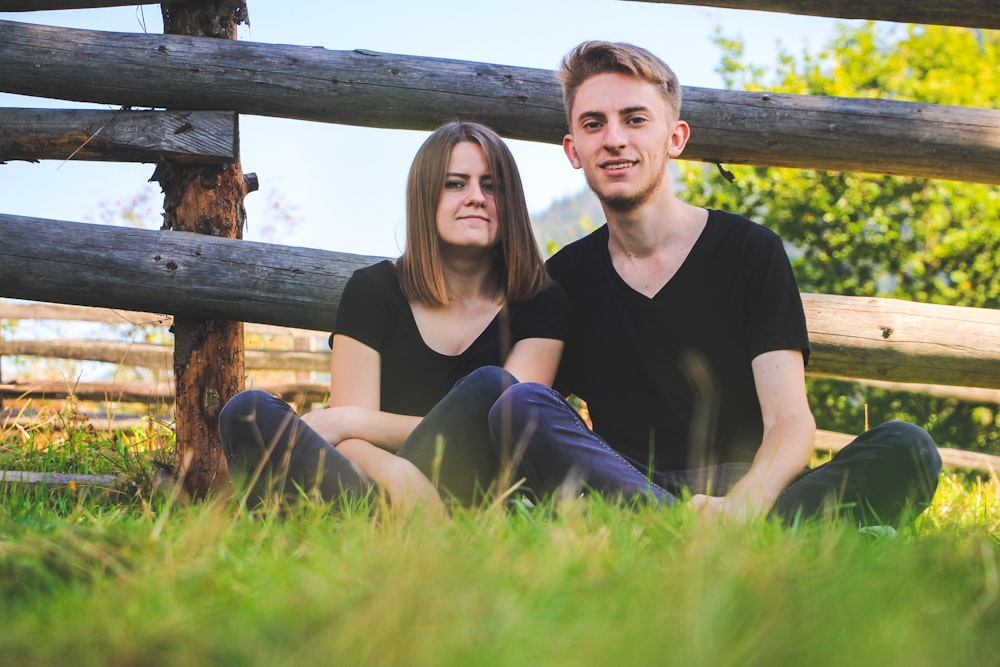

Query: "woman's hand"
left=378, top=456, right=446, bottom=517
left=300, top=404, right=359, bottom=446
left=334, top=437, right=445, bottom=518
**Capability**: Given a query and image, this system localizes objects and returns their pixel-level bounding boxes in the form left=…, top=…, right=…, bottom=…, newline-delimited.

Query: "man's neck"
left=602, top=193, right=708, bottom=298
left=603, top=191, right=702, bottom=258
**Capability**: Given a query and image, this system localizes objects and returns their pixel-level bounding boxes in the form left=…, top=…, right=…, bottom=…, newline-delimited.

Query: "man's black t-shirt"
left=334, top=260, right=570, bottom=417
left=547, top=210, right=810, bottom=472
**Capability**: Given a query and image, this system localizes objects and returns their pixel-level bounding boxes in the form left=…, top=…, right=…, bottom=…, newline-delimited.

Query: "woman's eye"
left=481, top=181, right=495, bottom=194
left=444, top=180, right=464, bottom=190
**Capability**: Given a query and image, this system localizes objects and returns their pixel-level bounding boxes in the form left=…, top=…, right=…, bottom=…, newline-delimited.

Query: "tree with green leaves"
left=679, top=23, right=1000, bottom=454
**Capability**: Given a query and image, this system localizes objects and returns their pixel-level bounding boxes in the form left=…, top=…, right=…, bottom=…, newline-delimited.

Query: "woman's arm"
left=308, top=334, right=440, bottom=512
left=502, top=338, right=564, bottom=386
left=301, top=335, right=421, bottom=450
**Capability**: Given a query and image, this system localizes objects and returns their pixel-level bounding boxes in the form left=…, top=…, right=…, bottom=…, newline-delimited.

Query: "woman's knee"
left=219, top=389, right=274, bottom=427
left=218, top=389, right=294, bottom=448
left=457, top=365, right=518, bottom=396
left=219, top=390, right=270, bottom=431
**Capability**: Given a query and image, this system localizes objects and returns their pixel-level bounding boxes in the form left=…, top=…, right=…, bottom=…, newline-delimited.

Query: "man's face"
left=563, top=72, right=685, bottom=213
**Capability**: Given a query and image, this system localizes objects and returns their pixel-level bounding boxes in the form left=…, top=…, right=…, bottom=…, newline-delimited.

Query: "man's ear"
left=563, top=134, right=582, bottom=169
left=668, top=120, right=691, bottom=158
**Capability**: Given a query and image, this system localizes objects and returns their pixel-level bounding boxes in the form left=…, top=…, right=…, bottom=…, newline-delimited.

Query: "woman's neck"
left=439, top=249, right=502, bottom=304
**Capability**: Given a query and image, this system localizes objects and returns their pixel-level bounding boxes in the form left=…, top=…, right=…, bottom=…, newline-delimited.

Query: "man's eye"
left=626, top=116, right=647, bottom=125
left=582, top=120, right=602, bottom=130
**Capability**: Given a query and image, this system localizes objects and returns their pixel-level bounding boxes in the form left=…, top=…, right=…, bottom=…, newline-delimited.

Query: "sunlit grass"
left=1, top=415, right=998, bottom=666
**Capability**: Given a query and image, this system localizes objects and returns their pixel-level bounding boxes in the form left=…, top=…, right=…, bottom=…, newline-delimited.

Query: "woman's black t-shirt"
left=334, top=260, right=570, bottom=417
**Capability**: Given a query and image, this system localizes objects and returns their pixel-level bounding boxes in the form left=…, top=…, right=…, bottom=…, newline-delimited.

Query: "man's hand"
left=687, top=493, right=764, bottom=522
left=687, top=494, right=725, bottom=517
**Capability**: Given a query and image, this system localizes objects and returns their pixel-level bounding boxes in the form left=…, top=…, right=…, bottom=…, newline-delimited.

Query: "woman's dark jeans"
left=219, top=366, right=517, bottom=507
left=488, top=382, right=943, bottom=527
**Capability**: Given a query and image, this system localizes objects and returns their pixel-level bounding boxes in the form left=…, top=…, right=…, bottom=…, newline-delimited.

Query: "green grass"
left=1, top=415, right=999, bottom=667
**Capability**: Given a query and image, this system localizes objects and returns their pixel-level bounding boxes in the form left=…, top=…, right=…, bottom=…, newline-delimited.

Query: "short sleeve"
left=329, top=261, right=397, bottom=352
left=509, top=281, right=571, bottom=344
left=743, top=233, right=811, bottom=366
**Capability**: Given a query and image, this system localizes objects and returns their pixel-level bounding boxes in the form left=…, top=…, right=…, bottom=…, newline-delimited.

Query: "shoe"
left=858, top=525, right=897, bottom=539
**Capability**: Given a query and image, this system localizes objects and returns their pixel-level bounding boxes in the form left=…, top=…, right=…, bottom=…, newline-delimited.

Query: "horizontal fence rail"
left=0, top=109, right=238, bottom=164
left=631, top=0, right=1000, bottom=30
left=2, top=19, right=1000, bottom=183
left=4, top=214, right=1000, bottom=390
left=0, top=0, right=996, bottom=30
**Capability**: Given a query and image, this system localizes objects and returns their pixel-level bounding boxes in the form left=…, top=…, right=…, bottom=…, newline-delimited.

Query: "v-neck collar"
left=601, top=211, right=714, bottom=301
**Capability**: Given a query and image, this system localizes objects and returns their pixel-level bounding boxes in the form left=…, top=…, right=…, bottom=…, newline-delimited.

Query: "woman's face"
left=435, top=141, right=499, bottom=253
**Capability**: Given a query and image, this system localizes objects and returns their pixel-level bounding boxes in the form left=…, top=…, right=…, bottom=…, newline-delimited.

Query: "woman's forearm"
left=336, top=438, right=443, bottom=513
left=301, top=406, right=420, bottom=451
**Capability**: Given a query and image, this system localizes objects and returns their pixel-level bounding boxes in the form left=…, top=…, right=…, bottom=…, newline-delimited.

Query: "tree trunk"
left=155, top=0, right=249, bottom=499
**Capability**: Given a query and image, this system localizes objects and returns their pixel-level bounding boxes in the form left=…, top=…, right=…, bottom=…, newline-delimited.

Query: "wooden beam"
left=2, top=20, right=999, bottom=184
left=0, top=109, right=237, bottom=164
left=817, top=377, right=1000, bottom=406
left=0, top=0, right=995, bottom=30
left=0, top=380, right=329, bottom=404
left=0, top=339, right=328, bottom=372
left=0, top=301, right=326, bottom=336
left=815, top=430, right=1000, bottom=473
left=4, top=213, right=1000, bottom=390
left=0, top=212, right=369, bottom=333
left=0, top=0, right=197, bottom=9
left=0, top=301, right=173, bottom=326
left=626, top=0, right=1000, bottom=31
left=803, top=293, right=1000, bottom=389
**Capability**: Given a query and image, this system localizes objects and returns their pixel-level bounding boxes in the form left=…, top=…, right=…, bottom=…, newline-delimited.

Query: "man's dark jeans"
left=488, top=382, right=943, bottom=526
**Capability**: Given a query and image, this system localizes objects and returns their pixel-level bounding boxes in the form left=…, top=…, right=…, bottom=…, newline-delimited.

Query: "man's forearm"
left=726, top=414, right=816, bottom=515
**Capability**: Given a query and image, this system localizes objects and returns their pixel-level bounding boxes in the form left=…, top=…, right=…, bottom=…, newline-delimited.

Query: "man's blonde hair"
left=557, top=41, right=682, bottom=127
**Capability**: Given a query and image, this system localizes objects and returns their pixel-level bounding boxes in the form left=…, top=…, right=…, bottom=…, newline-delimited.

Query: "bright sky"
left=0, top=1, right=853, bottom=258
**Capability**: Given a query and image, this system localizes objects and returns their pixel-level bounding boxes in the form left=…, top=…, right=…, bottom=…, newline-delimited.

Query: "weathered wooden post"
left=154, top=0, right=252, bottom=498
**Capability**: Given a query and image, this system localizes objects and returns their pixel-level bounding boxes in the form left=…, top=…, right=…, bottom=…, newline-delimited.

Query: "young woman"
left=219, top=121, right=569, bottom=511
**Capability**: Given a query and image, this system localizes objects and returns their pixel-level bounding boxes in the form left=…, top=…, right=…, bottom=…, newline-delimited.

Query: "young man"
left=489, top=41, right=941, bottom=525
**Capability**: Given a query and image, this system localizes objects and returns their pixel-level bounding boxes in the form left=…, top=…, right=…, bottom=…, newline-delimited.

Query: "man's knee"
left=489, top=382, right=552, bottom=436
left=873, top=421, right=942, bottom=477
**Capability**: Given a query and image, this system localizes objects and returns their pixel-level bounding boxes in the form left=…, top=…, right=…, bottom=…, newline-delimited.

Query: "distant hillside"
left=530, top=188, right=604, bottom=256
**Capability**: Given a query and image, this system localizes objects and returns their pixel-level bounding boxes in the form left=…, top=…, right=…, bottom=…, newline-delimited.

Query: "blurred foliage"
left=680, top=23, right=1000, bottom=452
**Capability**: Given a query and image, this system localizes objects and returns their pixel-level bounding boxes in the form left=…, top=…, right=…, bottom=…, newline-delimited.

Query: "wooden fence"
left=0, top=301, right=330, bottom=412
left=3, top=300, right=999, bottom=474
left=2, top=0, right=999, bottom=490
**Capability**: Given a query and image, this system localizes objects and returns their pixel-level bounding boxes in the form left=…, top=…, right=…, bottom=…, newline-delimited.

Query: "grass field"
left=1, top=414, right=998, bottom=667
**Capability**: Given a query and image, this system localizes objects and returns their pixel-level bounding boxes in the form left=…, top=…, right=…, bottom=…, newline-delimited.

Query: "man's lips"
left=601, top=160, right=636, bottom=171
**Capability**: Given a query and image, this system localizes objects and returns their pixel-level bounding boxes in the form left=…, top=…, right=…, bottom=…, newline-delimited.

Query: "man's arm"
left=690, top=348, right=815, bottom=519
